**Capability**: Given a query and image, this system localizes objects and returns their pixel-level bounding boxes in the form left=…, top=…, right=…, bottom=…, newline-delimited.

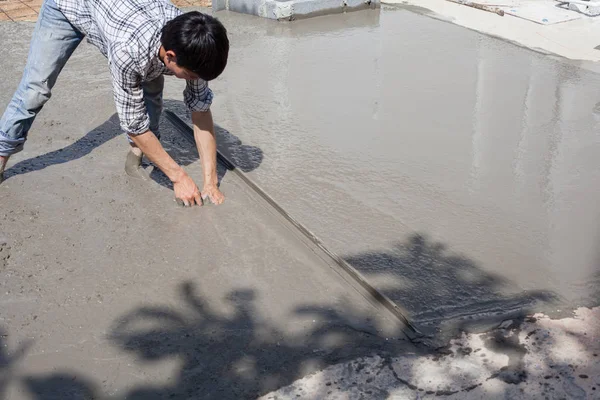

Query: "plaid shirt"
left=55, top=0, right=213, bottom=135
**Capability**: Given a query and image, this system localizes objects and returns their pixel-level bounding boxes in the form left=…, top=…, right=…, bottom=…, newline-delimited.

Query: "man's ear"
left=165, top=50, right=177, bottom=65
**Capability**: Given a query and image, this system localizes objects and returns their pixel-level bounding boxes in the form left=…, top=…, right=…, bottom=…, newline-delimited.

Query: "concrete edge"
left=214, top=0, right=380, bottom=20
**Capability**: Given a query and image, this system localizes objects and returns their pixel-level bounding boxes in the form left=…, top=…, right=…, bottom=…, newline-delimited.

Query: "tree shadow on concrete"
left=22, top=374, right=99, bottom=400
left=344, top=233, right=560, bottom=341
left=0, top=323, right=100, bottom=400
left=10, top=278, right=584, bottom=400
left=5, top=293, right=598, bottom=400
left=1, top=237, right=594, bottom=399
left=0, top=326, right=31, bottom=399
left=9, top=282, right=418, bottom=400
left=108, top=282, right=413, bottom=399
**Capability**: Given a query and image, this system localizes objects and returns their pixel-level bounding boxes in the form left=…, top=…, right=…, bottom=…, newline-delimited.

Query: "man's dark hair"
left=161, top=12, right=229, bottom=81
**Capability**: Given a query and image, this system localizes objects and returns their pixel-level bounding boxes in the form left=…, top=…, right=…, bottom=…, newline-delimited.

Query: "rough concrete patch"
left=260, top=334, right=508, bottom=399
left=259, top=355, right=412, bottom=399
left=0, top=237, right=10, bottom=270
left=262, top=307, right=600, bottom=399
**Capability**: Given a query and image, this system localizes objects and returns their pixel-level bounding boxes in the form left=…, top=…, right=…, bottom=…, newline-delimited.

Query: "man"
left=0, top=0, right=229, bottom=206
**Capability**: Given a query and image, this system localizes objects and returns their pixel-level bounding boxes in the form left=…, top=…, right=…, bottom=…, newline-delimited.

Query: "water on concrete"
left=167, top=7, right=600, bottom=334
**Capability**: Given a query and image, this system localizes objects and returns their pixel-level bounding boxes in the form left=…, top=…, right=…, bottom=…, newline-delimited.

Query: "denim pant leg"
left=127, top=75, right=164, bottom=145
left=0, top=0, right=84, bottom=157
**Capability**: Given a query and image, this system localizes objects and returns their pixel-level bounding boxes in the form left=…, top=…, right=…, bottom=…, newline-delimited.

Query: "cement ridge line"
left=164, top=109, right=425, bottom=341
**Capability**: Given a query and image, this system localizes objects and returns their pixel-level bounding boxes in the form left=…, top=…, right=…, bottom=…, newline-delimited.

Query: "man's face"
left=164, top=50, right=200, bottom=80
left=167, top=62, right=199, bottom=80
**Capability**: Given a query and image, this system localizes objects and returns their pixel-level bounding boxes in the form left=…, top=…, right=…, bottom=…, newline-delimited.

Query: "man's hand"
left=202, top=183, right=225, bottom=205
left=130, top=110, right=226, bottom=208
left=129, top=131, right=203, bottom=207
left=192, top=111, right=226, bottom=205
left=173, top=171, right=202, bottom=206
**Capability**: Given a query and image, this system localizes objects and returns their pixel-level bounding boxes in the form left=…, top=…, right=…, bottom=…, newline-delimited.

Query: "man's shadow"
left=2, top=115, right=122, bottom=181
left=147, top=100, right=263, bottom=190
left=2, top=100, right=263, bottom=190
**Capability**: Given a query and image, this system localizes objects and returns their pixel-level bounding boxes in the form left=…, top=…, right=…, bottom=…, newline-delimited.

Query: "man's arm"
left=192, top=110, right=225, bottom=205
left=108, top=48, right=204, bottom=206
left=130, top=131, right=202, bottom=206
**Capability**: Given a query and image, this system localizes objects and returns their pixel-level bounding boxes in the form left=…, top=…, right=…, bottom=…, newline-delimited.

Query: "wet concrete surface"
left=161, top=6, right=600, bottom=336
left=2, top=5, right=600, bottom=398
left=0, top=22, right=415, bottom=399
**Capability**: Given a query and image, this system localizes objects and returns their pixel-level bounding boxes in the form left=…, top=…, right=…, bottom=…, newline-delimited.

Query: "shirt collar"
left=145, top=31, right=172, bottom=78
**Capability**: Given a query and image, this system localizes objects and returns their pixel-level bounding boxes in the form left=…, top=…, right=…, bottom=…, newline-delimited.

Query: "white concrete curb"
left=384, top=0, right=600, bottom=62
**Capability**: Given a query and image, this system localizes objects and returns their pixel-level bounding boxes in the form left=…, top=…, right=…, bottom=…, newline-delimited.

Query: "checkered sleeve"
left=183, top=79, right=213, bottom=113
left=108, top=46, right=150, bottom=135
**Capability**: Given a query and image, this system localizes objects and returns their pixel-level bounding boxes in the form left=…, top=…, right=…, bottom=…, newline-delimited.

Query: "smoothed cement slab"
left=193, top=8, right=600, bottom=337
left=0, top=23, right=412, bottom=399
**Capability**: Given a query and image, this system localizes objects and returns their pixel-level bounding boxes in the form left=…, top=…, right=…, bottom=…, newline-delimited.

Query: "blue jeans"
left=0, top=0, right=163, bottom=157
